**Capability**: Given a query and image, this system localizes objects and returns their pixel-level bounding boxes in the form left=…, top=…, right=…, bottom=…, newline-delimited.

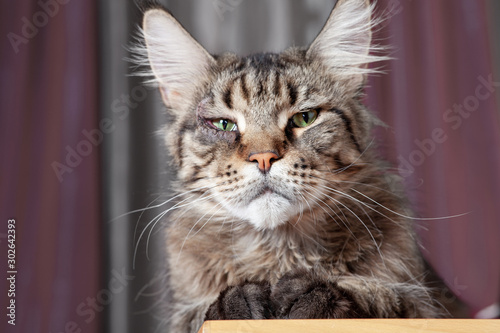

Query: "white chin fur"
left=229, top=193, right=295, bottom=230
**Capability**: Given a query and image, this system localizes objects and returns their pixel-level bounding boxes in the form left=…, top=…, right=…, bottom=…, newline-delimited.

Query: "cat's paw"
left=205, top=281, right=274, bottom=320
left=271, top=271, right=369, bottom=319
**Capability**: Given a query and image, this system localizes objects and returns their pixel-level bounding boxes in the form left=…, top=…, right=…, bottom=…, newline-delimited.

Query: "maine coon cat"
left=134, top=0, right=441, bottom=331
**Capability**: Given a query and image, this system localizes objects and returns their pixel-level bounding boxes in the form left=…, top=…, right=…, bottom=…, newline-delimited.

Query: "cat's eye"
left=291, top=110, right=318, bottom=128
left=211, top=119, right=237, bottom=132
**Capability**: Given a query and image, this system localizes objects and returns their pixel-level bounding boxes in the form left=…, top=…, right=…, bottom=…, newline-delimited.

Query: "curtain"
left=99, top=1, right=171, bottom=332
left=2, top=1, right=500, bottom=333
left=0, top=1, right=101, bottom=332
left=367, top=0, right=500, bottom=317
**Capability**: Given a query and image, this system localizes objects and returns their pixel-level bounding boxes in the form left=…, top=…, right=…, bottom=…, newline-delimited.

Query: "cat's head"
left=137, top=0, right=388, bottom=230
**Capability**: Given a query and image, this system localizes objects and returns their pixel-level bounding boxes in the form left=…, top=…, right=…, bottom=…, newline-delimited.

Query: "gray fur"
left=134, top=1, right=441, bottom=332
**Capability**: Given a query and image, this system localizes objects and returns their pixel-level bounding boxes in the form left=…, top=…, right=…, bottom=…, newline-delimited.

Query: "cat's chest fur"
left=167, top=210, right=364, bottom=299
left=216, top=228, right=324, bottom=283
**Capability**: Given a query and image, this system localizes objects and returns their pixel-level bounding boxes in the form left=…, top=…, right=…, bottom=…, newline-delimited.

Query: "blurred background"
left=1, top=0, right=500, bottom=332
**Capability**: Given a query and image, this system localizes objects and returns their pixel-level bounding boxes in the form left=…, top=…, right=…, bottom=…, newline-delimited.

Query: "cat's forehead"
left=207, top=52, right=337, bottom=126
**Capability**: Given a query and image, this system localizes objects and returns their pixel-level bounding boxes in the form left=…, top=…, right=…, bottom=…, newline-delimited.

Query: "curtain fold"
left=99, top=1, right=171, bottom=332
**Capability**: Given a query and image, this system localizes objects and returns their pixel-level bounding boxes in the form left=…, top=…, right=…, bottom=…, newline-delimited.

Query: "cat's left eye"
left=211, top=119, right=237, bottom=131
left=291, top=110, right=318, bottom=128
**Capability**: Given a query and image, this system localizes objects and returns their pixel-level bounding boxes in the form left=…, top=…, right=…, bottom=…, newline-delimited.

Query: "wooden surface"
left=198, top=319, right=500, bottom=333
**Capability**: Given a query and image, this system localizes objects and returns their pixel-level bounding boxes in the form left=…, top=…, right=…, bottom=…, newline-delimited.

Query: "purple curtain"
left=0, top=1, right=101, bottom=332
left=367, top=0, right=500, bottom=316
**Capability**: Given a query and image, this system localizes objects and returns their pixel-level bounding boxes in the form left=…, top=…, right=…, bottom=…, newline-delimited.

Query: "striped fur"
left=135, top=1, right=440, bottom=332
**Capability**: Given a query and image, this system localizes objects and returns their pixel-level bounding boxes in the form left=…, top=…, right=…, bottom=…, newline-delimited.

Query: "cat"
left=133, top=0, right=441, bottom=332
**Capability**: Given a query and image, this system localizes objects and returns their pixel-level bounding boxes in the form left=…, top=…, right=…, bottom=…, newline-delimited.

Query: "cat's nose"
left=248, top=152, right=279, bottom=173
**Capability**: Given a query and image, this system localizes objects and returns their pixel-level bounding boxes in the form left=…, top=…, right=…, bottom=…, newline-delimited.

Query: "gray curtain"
left=99, top=1, right=170, bottom=332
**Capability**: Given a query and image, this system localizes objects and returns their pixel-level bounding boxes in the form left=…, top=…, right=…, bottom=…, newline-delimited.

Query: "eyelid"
left=292, top=108, right=321, bottom=119
left=206, top=118, right=239, bottom=132
left=299, top=107, right=321, bottom=113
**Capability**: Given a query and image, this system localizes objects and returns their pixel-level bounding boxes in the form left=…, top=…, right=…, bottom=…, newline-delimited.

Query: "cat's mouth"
left=251, top=186, right=291, bottom=202
left=225, top=182, right=297, bottom=230
left=260, top=186, right=273, bottom=195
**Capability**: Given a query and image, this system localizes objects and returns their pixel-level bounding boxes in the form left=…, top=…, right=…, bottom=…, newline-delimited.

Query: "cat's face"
left=187, top=52, right=372, bottom=230
left=139, top=0, right=386, bottom=230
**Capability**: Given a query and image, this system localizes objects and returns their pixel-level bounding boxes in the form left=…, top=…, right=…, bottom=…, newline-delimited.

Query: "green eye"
left=212, top=119, right=237, bottom=131
left=291, top=110, right=318, bottom=128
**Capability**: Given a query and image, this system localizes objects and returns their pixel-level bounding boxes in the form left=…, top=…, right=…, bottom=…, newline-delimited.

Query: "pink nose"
left=248, top=152, right=279, bottom=172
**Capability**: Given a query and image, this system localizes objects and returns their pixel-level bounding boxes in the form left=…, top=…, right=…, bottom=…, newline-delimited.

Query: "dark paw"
left=271, top=271, right=369, bottom=319
left=205, top=281, right=274, bottom=320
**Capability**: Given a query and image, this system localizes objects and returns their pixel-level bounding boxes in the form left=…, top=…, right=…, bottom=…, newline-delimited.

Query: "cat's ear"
left=307, top=0, right=386, bottom=89
left=142, top=9, right=215, bottom=109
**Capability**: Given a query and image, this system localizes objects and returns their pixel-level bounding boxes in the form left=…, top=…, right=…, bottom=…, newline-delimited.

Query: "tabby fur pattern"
left=134, top=0, right=441, bottom=332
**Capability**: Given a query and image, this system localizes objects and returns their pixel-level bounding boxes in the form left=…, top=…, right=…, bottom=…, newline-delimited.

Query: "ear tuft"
left=307, top=0, right=389, bottom=87
left=129, top=8, right=215, bottom=108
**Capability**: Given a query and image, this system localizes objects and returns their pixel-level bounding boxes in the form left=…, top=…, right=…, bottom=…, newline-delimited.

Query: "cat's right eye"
left=211, top=119, right=238, bottom=132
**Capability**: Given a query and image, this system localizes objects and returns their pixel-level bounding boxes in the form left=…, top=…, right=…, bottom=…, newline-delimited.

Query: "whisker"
left=134, top=195, right=163, bottom=243
left=288, top=190, right=329, bottom=252
left=351, top=188, right=470, bottom=221
left=328, top=178, right=399, bottom=197
left=301, top=186, right=357, bottom=240
left=332, top=138, right=374, bottom=174
left=294, top=189, right=314, bottom=227
left=315, top=184, right=380, bottom=232
left=328, top=195, right=385, bottom=266
left=109, top=184, right=216, bottom=223
left=190, top=200, right=228, bottom=238
left=136, top=185, right=222, bottom=268
left=176, top=192, right=236, bottom=264
left=313, top=181, right=408, bottom=228
left=134, top=194, right=198, bottom=268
